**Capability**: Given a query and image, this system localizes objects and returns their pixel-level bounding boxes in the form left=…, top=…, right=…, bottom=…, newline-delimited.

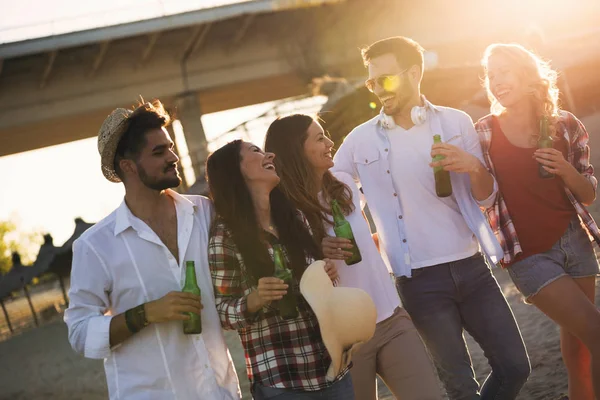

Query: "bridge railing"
left=208, top=94, right=327, bottom=152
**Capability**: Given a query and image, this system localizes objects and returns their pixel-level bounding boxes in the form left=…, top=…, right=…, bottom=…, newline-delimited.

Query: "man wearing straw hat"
left=64, top=99, right=240, bottom=399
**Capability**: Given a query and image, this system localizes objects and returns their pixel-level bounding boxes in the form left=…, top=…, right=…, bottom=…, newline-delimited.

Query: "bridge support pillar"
left=175, top=92, right=209, bottom=191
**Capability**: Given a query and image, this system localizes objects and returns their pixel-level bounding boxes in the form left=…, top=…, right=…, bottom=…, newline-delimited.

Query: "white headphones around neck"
left=380, top=104, right=428, bottom=129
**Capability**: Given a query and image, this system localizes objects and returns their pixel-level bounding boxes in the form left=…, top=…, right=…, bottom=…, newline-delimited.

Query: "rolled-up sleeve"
left=571, top=114, right=598, bottom=195
left=208, top=226, right=260, bottom=330
left=64, top=238, right=113, bottom=359
left=462, top=113, right=498, bottom=208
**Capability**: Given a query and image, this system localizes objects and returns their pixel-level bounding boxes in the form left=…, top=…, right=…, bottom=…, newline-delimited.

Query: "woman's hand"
left=324, top=258, right=339, bottom=284
left=534, top=148, right=574, bottom=178
left=322, top=236, right=353, bottom=260
left=247, top=277, right=288, bottom=313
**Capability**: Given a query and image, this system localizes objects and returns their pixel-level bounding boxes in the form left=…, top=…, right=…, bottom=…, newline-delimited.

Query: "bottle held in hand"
left=331, top=200, right=362, bottom=265
left=272, top=244, right=299, bottom=320
left=182, top=261, right=202, bottom=334
left=432, top=134, right=452, bottom=197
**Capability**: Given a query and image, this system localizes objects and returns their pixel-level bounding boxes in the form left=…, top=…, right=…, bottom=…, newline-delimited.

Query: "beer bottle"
left=538, top=116, right=554, bottom=179
left=432, top=134, right=452, bottom=197
left=182, top=260, right=202, bottom=334
left=331, top=200, right=362, bottom=265
left=272, top=244, right=299, bottom=320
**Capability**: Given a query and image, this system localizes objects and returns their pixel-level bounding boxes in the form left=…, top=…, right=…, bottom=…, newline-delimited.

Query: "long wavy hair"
left=264, top=114, right=354, bottom=243
left=482, top=43, right=560, bottom=137
left=206, top=140, right=322, bottom=283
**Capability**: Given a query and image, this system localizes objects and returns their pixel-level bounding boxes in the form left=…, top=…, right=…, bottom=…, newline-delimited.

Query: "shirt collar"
left=372, top=95, right=440, bottom=127
left=113, top=189, right=196, bottom=236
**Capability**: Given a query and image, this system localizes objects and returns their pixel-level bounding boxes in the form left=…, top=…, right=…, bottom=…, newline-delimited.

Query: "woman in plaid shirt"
left=474, top=43, right=600, bottom=399
left=206, top=139, right=353, bottom=399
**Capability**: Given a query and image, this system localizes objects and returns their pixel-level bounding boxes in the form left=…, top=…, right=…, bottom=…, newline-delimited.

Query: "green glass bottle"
left=272, top=244, right=299, bottom=320
left=538, top=116, right=554, bottom=179
left=182, top=261, right=202, bottom=334
left=331, top=200, right=362, bottom=265
left=432, top=134, right=452, bottom=197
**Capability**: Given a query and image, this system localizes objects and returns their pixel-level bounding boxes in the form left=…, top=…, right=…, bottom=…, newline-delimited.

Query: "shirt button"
left=386, top=170, right=390, bottom=174
left=384, top=148, right=389, bottom=152
left=365, top=159, right=368, bottom=163
left=399, top=215, right=403, bottom=219
left=403, top=239, right=407, bottom=243
left=393, top=193, right=398, bottom=197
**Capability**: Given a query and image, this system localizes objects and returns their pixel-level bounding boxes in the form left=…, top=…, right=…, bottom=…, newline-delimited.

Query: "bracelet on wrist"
left=125, top=304, right=149, bottom=333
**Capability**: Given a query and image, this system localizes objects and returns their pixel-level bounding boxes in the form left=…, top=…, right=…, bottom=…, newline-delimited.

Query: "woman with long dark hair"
left=473, top=43, right=600, bottom=399
left=206, top=139, right=352, bottom=400
left=264, top=115, right=441, bottom=400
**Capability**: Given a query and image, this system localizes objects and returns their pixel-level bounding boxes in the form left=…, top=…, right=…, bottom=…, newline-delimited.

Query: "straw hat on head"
left=299, top=260, right=377, bottom=381
left=97, top=108, right=133, bottom=183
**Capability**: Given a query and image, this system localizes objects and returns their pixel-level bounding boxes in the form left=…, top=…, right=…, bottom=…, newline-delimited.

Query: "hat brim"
left=99, top=111, right=131, bottom=183
left=299, top=261, right=377, bottom=381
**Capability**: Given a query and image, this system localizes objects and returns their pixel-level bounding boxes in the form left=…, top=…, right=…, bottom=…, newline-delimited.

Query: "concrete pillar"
left=165, top=123, right=188, bottom=193
left=175, top=92, right=209, bottom=188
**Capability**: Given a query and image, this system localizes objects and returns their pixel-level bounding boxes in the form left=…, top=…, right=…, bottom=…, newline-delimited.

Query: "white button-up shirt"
left=64, top=190, right=241, bottom=400
left=332, top=100, right=503, bottom=278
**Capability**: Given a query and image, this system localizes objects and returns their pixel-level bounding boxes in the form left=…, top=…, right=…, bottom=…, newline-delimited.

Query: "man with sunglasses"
left=329, top=36, right=530, bottom=399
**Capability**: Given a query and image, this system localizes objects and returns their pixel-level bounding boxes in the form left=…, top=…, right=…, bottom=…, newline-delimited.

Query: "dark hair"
left=361, top=36, right=425, bottom=76
left=114, top=99, right=171, bottom=180
left=264, top=114, right=353, bottom=243
left=206, top=140, right=323, bottom=282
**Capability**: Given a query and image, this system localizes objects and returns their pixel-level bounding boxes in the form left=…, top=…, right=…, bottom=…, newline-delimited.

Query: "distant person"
left=206, top=140, right=354, bottom=400
left=64, top=100, right=240, bottom=399
left=332, top=36, right=531, bottom=399
left=475, top=43, right=600, bottom=400
left=264, top=114, right=442, bottom=400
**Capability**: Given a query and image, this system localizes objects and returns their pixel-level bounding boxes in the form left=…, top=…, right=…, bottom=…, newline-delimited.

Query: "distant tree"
left=0, top=221, right=42, bottom=275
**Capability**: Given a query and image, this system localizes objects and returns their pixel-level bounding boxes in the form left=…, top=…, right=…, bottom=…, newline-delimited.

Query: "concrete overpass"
left=1, top=0, right=599, bottom=180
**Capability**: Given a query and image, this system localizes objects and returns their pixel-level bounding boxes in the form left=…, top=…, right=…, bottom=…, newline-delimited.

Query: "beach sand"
left=0, top=269, right=598, bottom=400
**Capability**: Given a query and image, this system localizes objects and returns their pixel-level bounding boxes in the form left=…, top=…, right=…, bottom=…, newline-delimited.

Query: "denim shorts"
left=507, top=217, right=600, bottom=300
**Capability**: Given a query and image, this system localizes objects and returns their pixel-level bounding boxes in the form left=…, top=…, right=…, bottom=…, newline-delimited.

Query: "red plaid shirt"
left=208, top=217, right=348, bottom=391
left=475, top=111, right=600, bottom=265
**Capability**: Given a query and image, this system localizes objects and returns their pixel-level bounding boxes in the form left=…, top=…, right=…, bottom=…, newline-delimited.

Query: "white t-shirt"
left=320, top=171, right=401, bottom=324
left=386, top=122, right=479, bottom=268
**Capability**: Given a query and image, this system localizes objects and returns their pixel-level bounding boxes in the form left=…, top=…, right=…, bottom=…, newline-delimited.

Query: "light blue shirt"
left=332, top=99, right=503, bottom=277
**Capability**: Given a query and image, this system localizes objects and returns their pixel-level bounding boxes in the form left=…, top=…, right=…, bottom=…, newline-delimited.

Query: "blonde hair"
left=482, top=43, right=560, bottom=127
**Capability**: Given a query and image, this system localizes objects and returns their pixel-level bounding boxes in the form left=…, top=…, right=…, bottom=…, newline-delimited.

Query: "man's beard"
left=137, top=163, right=181, bottom=191
left=382, top=79, right=414, bottom=116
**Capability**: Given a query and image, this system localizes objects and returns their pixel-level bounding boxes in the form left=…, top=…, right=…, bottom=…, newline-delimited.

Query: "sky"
left=0, top=0, right=319, bottom=252
left=0, top=0, right=251, bottom=43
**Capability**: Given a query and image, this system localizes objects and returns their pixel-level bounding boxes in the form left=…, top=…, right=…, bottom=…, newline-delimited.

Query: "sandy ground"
left=0, top=270, right=598, bottom=400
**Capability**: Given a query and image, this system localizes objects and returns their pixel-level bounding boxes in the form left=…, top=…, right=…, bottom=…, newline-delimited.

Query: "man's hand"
left=145, top=291, right=203, bottom=323
left=430, top=143, right=482, bottom=174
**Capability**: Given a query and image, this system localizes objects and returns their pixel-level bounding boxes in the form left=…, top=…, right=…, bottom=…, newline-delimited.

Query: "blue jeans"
left=252, top=373, right=354, bottom=399
left=396, top=253, right=531, bottom=400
